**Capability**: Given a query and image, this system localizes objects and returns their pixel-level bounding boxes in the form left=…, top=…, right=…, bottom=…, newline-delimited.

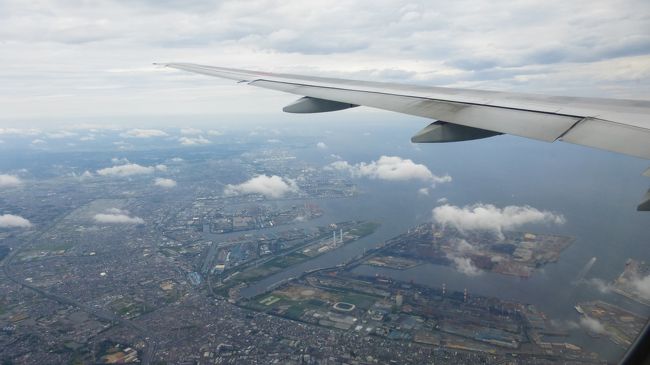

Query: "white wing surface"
left=159, top=62, right=650, bottom=160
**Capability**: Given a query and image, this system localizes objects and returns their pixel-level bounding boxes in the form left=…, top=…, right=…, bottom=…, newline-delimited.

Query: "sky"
left=0, top=0, right=649, bottom=123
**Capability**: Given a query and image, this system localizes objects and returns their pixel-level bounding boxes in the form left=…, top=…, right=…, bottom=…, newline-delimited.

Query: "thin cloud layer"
left=433, top=203, right=565, bottom=239
left=154, top=177, right=177, bottom=188
left=93, top=209, right=144, bottom=224
left=0, top=0, right=648, bottom=120
left=0, top=174, right=22, bottom=187
left=96, top=163, right=155, bottom=177
left=180, top=128, right=202, bottom=135
left=224, top=175, right=299, bottom=198
left=46, top=130, right=77, bottom=139
left=326, top=156, right=451, bottom=185
left=0, top=214, right=32, bottom=228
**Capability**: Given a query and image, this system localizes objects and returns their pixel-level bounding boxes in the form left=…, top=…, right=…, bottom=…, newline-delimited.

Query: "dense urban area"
left=0, top=131, right=648, bottom=365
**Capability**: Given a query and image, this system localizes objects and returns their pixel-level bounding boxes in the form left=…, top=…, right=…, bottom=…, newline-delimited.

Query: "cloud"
left=96, top=163, right=155, bottom=177
left=0, top=0, right=648, bottom=122
left=454, top=238, right=475, bottom=253
left=224, top=175, right=299, bottom=198
left=418, top=187, right=429, bottom=196
left=111, top=157, right=129, bottom=164
left=170, top=157, right=184, bottom=162
left=326, top=156, right=451, bottom=185
left=46, top=130, right=77, bottom=139
left=180, top=128, right=203, bottom=135
left=0, top=128, right=41, bottom=136
left=437, top=197, right=448, bottom=204
left=0, top=174, right=22, bottom=187
left=629, top=274, right=650, bottom=300
left=433, top=203, right=566, bottom=239
left=120, top=129, right=168, bottom=138
left=580, top=316, right=607, bottom=335
left=155, top=164, right=168, bottom=171
left=584, top=278, right=613, bottom=293
left=449, top=255, right=481, bottom=276
left=179, top=136, right=210, bottom=145
left=70, top=170, right=94, bottom=181
left=93, top=209, right=144, bottom=224
left=207, top=130, right=223, bottom=136
left=154, top=177, right=177, bottom=188
left=31, top=139, right=46, bottom=145
left=316, top=141, right=327, bottom=149
left=0, top=214, right=32, bottom=228
left=632, top=276, right=650, bottom=298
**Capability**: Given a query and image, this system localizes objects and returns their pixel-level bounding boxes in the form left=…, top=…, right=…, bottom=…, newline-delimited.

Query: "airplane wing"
left=156, top=62, right=650, bottom=209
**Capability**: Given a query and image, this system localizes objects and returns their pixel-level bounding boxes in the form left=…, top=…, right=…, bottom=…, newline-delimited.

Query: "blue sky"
left=0, top=0, right=649, bottom=122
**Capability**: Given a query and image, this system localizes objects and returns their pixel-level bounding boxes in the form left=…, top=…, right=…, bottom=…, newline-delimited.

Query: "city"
left=0, top=129, right=648, bottom=365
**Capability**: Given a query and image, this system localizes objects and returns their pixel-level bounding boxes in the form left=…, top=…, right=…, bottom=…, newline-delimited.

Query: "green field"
left=349, top=221, right=380, bottom=237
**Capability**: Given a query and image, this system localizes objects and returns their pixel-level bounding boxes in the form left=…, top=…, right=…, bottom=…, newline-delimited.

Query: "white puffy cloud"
left=120, top=129, right=168, bottom=138
left=418, top=187, right=430, bottom=196
left=179, top=136, right=211, bottom=145
left=111, top=157, right=129, bottom=164
left=326, top=156, right=451, bottom=185
left=0, top=214, right=32, bottom=228
left=70, top=170, right=94, bottom=181
left=154, top=177, right=177, bottom=188
left=155, top=164, right=168, bottom=171
left=96, top=163, right=155, bottom=177
left=224, top=175, right=299, bottom=198
left=433, top=203, right=566, bottom=239
left=316, top=141, right=327, bottom=149
left=93, top=209, right=144, bottom=224
left=630, top=274, right=650, bottom=300
left=0, top=174, right=22, bottom=187
left=580, top=316, right=607, bottom=335
left=437, top=197, right=449, bottom=204
left=449, top=255, right=482, bottom=276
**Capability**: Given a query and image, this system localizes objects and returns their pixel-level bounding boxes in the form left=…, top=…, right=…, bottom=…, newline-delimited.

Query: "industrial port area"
left=360, top=223, right=574, bottom=278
